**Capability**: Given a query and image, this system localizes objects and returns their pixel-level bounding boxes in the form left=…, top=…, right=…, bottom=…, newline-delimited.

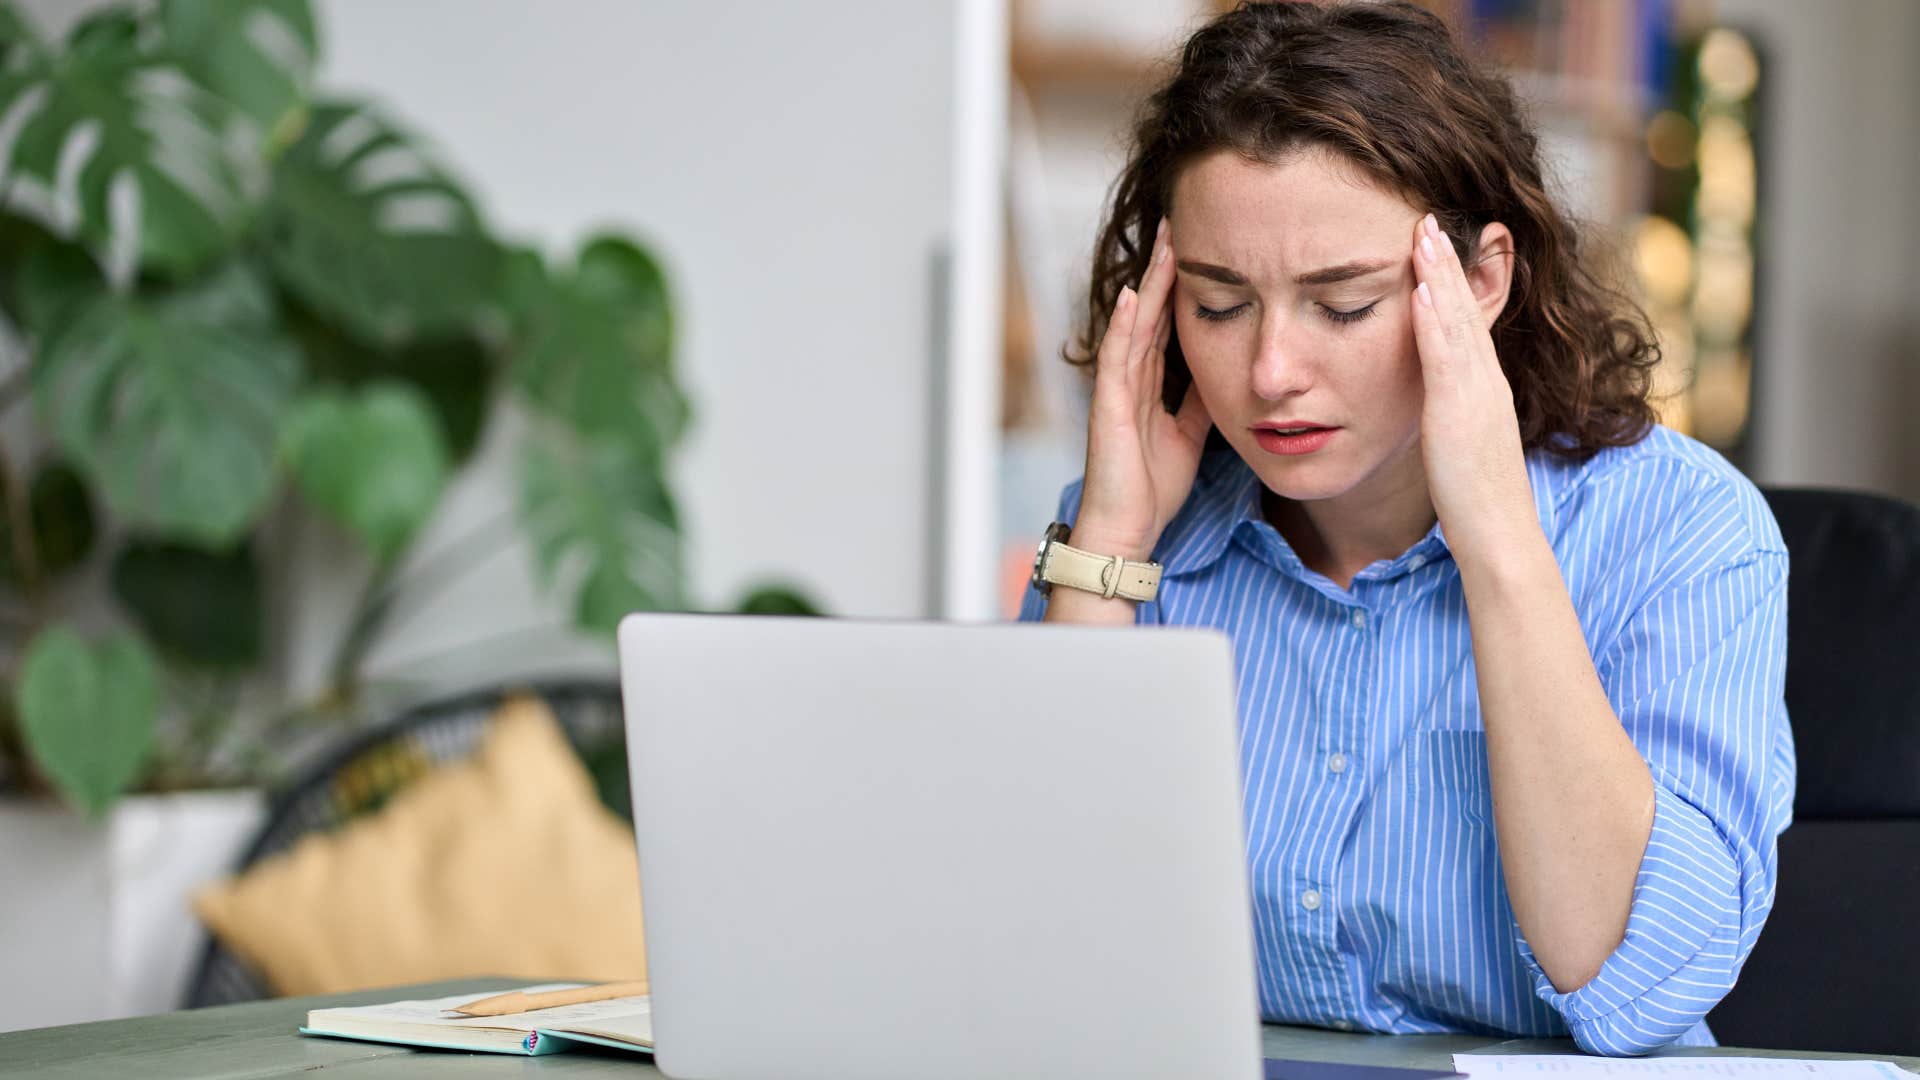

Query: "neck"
left=1261, top=445, right=1436, bottom=590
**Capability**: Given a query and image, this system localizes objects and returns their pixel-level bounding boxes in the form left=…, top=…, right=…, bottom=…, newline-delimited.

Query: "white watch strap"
left=1042, top=540, right=1161, bottom=602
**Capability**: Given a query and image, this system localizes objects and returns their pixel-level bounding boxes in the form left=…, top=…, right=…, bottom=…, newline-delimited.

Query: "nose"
left=1250, top=309, right=1313, bottom=401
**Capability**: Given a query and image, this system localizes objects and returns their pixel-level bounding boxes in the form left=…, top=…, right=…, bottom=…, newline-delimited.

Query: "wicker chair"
left=180, top=678, right=628, bottom=1009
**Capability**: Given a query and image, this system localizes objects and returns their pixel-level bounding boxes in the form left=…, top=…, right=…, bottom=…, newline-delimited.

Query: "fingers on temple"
left=1099, top=286, right=1137, bottom=373
left=1128, top=219, right=1175, bottom=365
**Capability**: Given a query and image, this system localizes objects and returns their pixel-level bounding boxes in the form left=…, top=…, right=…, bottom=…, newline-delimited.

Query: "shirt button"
left=1407, top=554, right=1426, bottom=572
left=1300, top=888, right=1323, bottom=911
left=1328, top=752, right=1349, bottom=774
left=1349, top=609, right=1367, bottom=630
left=1332, top=1019, right=1355, bottom=1032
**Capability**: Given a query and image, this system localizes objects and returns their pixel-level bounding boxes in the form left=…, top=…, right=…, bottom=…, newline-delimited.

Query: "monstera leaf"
left=11, top=239, right=106, bottom=336
left=507, top=237, right=690, bottom=467
left=282, top=294, right=495, bottom=463
left=0, top=458, right=96, bottom=584
left=0, top=211, right=103, bottom=335
left=260, top=100, right=503, bottom=344
left=0, top=6, right=276, bottom=276
left=30, top=261, right=302, bottom=545
left=522, top=430, right=685, bottom=636
left=734, top=584, right=823, bottom=617
left=509, top=237, right=692, bottom=635
left=110, top=538, right=264, bottom=668
left=156, top=0, right=316, bottom=147
left=280, top=382, right=450, bottom=561
left=14, top=625, right=159, bottom=818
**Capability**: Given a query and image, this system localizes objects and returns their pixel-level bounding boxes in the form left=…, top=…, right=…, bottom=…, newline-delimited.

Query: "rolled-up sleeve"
left=1512, top=543, right=1795, bottom=1056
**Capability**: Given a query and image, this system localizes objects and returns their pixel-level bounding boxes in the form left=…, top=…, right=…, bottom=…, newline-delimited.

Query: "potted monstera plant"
left=0, top=0, right=814, bottom=1029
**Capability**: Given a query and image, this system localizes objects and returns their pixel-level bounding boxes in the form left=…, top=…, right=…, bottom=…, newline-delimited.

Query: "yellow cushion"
left=193, top=694, right=648, bottom=996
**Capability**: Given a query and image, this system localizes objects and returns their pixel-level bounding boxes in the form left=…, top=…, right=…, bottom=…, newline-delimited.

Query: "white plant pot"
left=0, top=789, right=266, bottom=1033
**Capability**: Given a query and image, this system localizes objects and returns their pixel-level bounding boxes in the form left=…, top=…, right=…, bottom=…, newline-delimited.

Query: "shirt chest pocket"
left=1396, top=652, right=1494, bottom=826
left=1398, top=729, right=1493, bottom=829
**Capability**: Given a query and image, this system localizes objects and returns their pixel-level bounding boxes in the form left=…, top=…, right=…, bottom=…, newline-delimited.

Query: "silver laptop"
left=617, top=613, right=1263, bottom=1080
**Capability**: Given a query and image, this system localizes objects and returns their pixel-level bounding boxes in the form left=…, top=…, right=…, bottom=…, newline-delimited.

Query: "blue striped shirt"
left=1016, top=423, right=1794, bottom=1056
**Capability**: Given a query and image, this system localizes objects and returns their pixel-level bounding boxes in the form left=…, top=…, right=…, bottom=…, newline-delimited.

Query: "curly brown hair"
left=1068, top=0, right=1661, bottom=461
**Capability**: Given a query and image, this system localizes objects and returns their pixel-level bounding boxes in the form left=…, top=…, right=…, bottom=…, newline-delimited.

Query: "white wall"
left=290, top=0, right=974, bottom=691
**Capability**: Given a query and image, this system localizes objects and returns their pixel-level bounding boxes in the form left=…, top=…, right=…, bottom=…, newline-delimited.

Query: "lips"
left=1251, top=425, right=1338, bottom=456
left=1252, top=422, right=1336, bottom=434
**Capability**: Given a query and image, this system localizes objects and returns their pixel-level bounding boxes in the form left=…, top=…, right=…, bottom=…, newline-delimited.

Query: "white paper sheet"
left=1453, top=1055, right=1918, bottom=1080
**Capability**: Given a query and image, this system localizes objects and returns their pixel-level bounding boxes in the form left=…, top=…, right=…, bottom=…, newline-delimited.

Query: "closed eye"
left=1192, top=302, right=1380, bottom=326
left=1192, top=303, right=1245, bottom=323
left=1322, top=302, right=1378, bottom=326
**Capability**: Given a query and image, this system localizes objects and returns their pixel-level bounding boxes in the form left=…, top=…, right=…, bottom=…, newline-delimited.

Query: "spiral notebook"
left=299, top=983, right=653, bottom=1057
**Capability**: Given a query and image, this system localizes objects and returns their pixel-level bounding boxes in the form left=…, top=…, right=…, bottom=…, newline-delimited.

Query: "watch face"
left=1031, top=521, right=1070, bottom=594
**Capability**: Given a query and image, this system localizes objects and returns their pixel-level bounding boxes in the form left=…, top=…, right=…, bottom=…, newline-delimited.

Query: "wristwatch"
left=1030, top=521, right=1162, bottom=603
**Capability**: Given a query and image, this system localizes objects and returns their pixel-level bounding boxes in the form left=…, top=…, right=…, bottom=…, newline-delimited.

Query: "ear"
left=1465, top=221, right=1516, bottom=330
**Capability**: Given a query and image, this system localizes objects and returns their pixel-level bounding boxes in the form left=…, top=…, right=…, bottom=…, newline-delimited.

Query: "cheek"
left=1345, top=316, right=1424, bottom=420
left=1389, top=328, right=1427, bottom=422
left=1172, top=312, right=1231, bottom=384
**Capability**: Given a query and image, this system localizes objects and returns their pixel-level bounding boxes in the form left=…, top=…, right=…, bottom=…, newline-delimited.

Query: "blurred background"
left=1000, top=0, right=1920, bottom=618
left=0, top=0, right=1914, bottom=1039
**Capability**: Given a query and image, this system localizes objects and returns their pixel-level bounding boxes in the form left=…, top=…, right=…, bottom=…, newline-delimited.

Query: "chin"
left=1262, top=473, right=1357, bottom=504
left=1243, top=454, right=1359, bottom=504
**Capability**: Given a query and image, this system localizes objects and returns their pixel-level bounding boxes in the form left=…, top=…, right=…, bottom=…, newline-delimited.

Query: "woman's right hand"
left=1073, top=216, right=1215, bottom=562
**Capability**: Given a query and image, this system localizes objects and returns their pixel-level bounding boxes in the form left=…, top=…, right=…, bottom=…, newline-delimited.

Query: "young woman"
left=1017, top=1, right=1793, bottom=1057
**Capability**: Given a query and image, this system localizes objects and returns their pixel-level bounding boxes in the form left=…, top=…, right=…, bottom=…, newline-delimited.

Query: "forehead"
left=1169, top=147, right=1416, bottom=272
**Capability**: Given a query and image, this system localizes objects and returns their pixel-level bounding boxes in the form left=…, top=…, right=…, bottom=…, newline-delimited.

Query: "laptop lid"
left=617, top=613, right=1263, bottom=1080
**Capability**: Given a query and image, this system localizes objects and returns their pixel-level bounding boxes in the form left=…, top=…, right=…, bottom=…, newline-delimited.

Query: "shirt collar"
left=1155, top=439, right=1569, bottom=578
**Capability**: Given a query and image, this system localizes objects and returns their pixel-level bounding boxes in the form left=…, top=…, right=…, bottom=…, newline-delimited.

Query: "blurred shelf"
left=1508, top=68, right=1656, bottom=142
left=1011, top=37, right=1167, bottom=90
left=1011, top=42, right=1656, bottom=145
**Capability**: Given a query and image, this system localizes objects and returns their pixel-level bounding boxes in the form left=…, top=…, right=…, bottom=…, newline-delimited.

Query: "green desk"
left=3, top=978, right=1914, bottom=1079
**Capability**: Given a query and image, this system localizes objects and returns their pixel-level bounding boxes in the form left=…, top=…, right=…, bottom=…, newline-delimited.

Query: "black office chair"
left=179, top=679, right=629, bottom=1010
left=1706, top=487, right=1920, bottom=1056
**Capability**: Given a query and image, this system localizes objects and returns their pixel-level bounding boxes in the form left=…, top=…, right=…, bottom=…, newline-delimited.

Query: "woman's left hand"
left=1409, top=211, right=1538, bottom=558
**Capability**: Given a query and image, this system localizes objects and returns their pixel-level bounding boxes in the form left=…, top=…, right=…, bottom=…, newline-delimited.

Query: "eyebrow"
left=1176, top=258, right=1397, bottom=287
